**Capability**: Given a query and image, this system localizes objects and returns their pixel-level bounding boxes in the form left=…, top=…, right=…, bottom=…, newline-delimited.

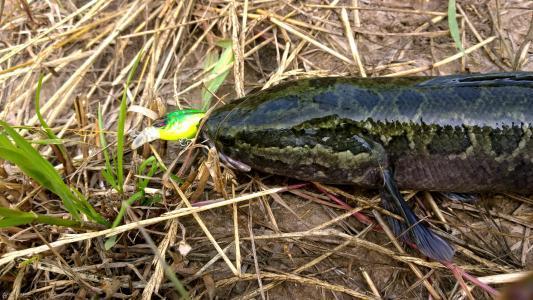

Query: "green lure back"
left=132, top=109, right=205, bottom=149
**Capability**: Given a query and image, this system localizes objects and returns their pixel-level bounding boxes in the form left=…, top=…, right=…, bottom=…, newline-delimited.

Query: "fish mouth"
left=202, top=93, right=259, bottom=160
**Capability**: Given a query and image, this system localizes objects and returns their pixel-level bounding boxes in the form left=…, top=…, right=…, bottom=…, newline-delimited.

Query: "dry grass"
left=0, top=0, right=532, bottom=299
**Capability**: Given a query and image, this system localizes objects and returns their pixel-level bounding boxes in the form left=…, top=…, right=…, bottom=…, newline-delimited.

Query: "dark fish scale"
left=489, top=126, right=523, bottom=156
left=426, top=125, right=470, bottom=155
left=336, top=84, right=380, bottom=112
left=396, top=89, right=425, bottom=118
left=456, top=86, right=481, bottom=102
left=313, top=91, right=338, bottom=110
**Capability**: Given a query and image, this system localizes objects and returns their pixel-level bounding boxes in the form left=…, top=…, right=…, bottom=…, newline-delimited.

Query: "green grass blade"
left=104, top=235, right=118, bottom=250
left=140, top=162, right=158, bottom=190
left=116, top=89, right=126, bottom=193
left=0, top=216, right=36, bottom=227
left=35, top=74, right=54, bottom=140
left=0, top=207, right=36, bottom=218
left=102, top=169, right=117, bottom=188
left=35, top=73, right=71, bottom=161
left=30, top=138, right=66, bottom=145
left=200, top=50, right=219, bottom=102
left=110, top=191, right=144, bottom=228
left=0, top=121, right=43, bottom=159
left=0, top=126, right=81, bottom=220
left=18, top=257, right=39, bottom=267
left=70, top=189, right=110, bottom=226
left=0, top=133, right=13, bottom=148
left=97, top=104, right=117, bottom=189
left=105, top=191, right=144, bottom=249
left=0, top=147, right=79, bottom=218
left=137, top=156, right=159, bottom=191
left=116, top=51, right=143, bottom=193
left=137, top=156, right=156, bottom=175
left=0, top=207, right=104, bottom=229
left=448, top=0, right=464, bottom=52
left=164, top=267, right=189, bottom=299
left=0, top=122, right=108, bottom=225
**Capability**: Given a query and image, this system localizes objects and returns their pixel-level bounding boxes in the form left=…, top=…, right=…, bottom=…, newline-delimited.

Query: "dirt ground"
left=0, top=0, right=532, bottom=299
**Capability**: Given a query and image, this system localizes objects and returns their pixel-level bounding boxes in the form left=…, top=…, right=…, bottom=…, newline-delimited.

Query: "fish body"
left=205, top=73, right=533, bottom=194
left=204, top=72, right=533, bottom=261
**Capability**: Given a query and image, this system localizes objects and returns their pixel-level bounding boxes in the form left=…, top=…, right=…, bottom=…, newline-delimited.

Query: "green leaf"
left=116, top=94, right=126, bottom=193
left=1, top=122, right=44, bottom=159
left=216, top=39, right=232, bottom=48
left=169, top=174, right=183, bottom=184
left=102, top=168, right=117, bottom=188
left=0, top=130, right=81, bottom=220
left=138, top=156, right=156, bottom=175
left=141, top=194, right=162, bottom=206
left=70, top=189, right=110, bottom=226
left=105, top=191, right=144, bottom=249
left=448, top=0, right=464, bottom=52
left=201, top=40, right=234, bottom=110
left=0, top=207, right=36, bottom=218
left=97, top=105, right=117, bottom=190
left=0, top=133, right=12, bottom=148
left=35, top=74, right=54, bottom=140
left=104, top=235, right=118, bottom=250
left=0, top=122, right=108, bottom=226
left=136, top=156, right=159, bottom=191
left=116, top=50, right=143, bottom=193
left=0, top=216, right=36, bottom=227
left=30, top=138, right=65, bottom=145
left=35, top=73, right=70, bottom=162
left=19, top=256, right=39, bottom=267
left=0, top=207, right=102, bottom=229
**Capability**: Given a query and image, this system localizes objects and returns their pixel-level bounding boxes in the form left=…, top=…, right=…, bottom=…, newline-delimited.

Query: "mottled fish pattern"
left=204, top=72, right=533, bottom=261
left=206, top=73, right=533, bottom=193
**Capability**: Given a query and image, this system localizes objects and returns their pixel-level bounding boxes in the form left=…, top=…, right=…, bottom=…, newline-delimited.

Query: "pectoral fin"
left=381, top=170, right=455, bottom=261
left=201, top=130, right=251, bottom=172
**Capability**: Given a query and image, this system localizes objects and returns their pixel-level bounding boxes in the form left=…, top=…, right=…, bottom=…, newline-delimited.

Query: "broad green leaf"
left=0, top=142, right=79, bottom=218
left=201, top=40, right=234, bottom=110
left=0, top=122, right=107, bottom=225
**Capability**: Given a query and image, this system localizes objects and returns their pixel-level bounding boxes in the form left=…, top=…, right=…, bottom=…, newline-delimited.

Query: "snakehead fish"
left=202, top=72, right=533, bottom=262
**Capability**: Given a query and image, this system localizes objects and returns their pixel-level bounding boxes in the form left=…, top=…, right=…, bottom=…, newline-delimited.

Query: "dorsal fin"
left=417, top=72, right=533, bottom=87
